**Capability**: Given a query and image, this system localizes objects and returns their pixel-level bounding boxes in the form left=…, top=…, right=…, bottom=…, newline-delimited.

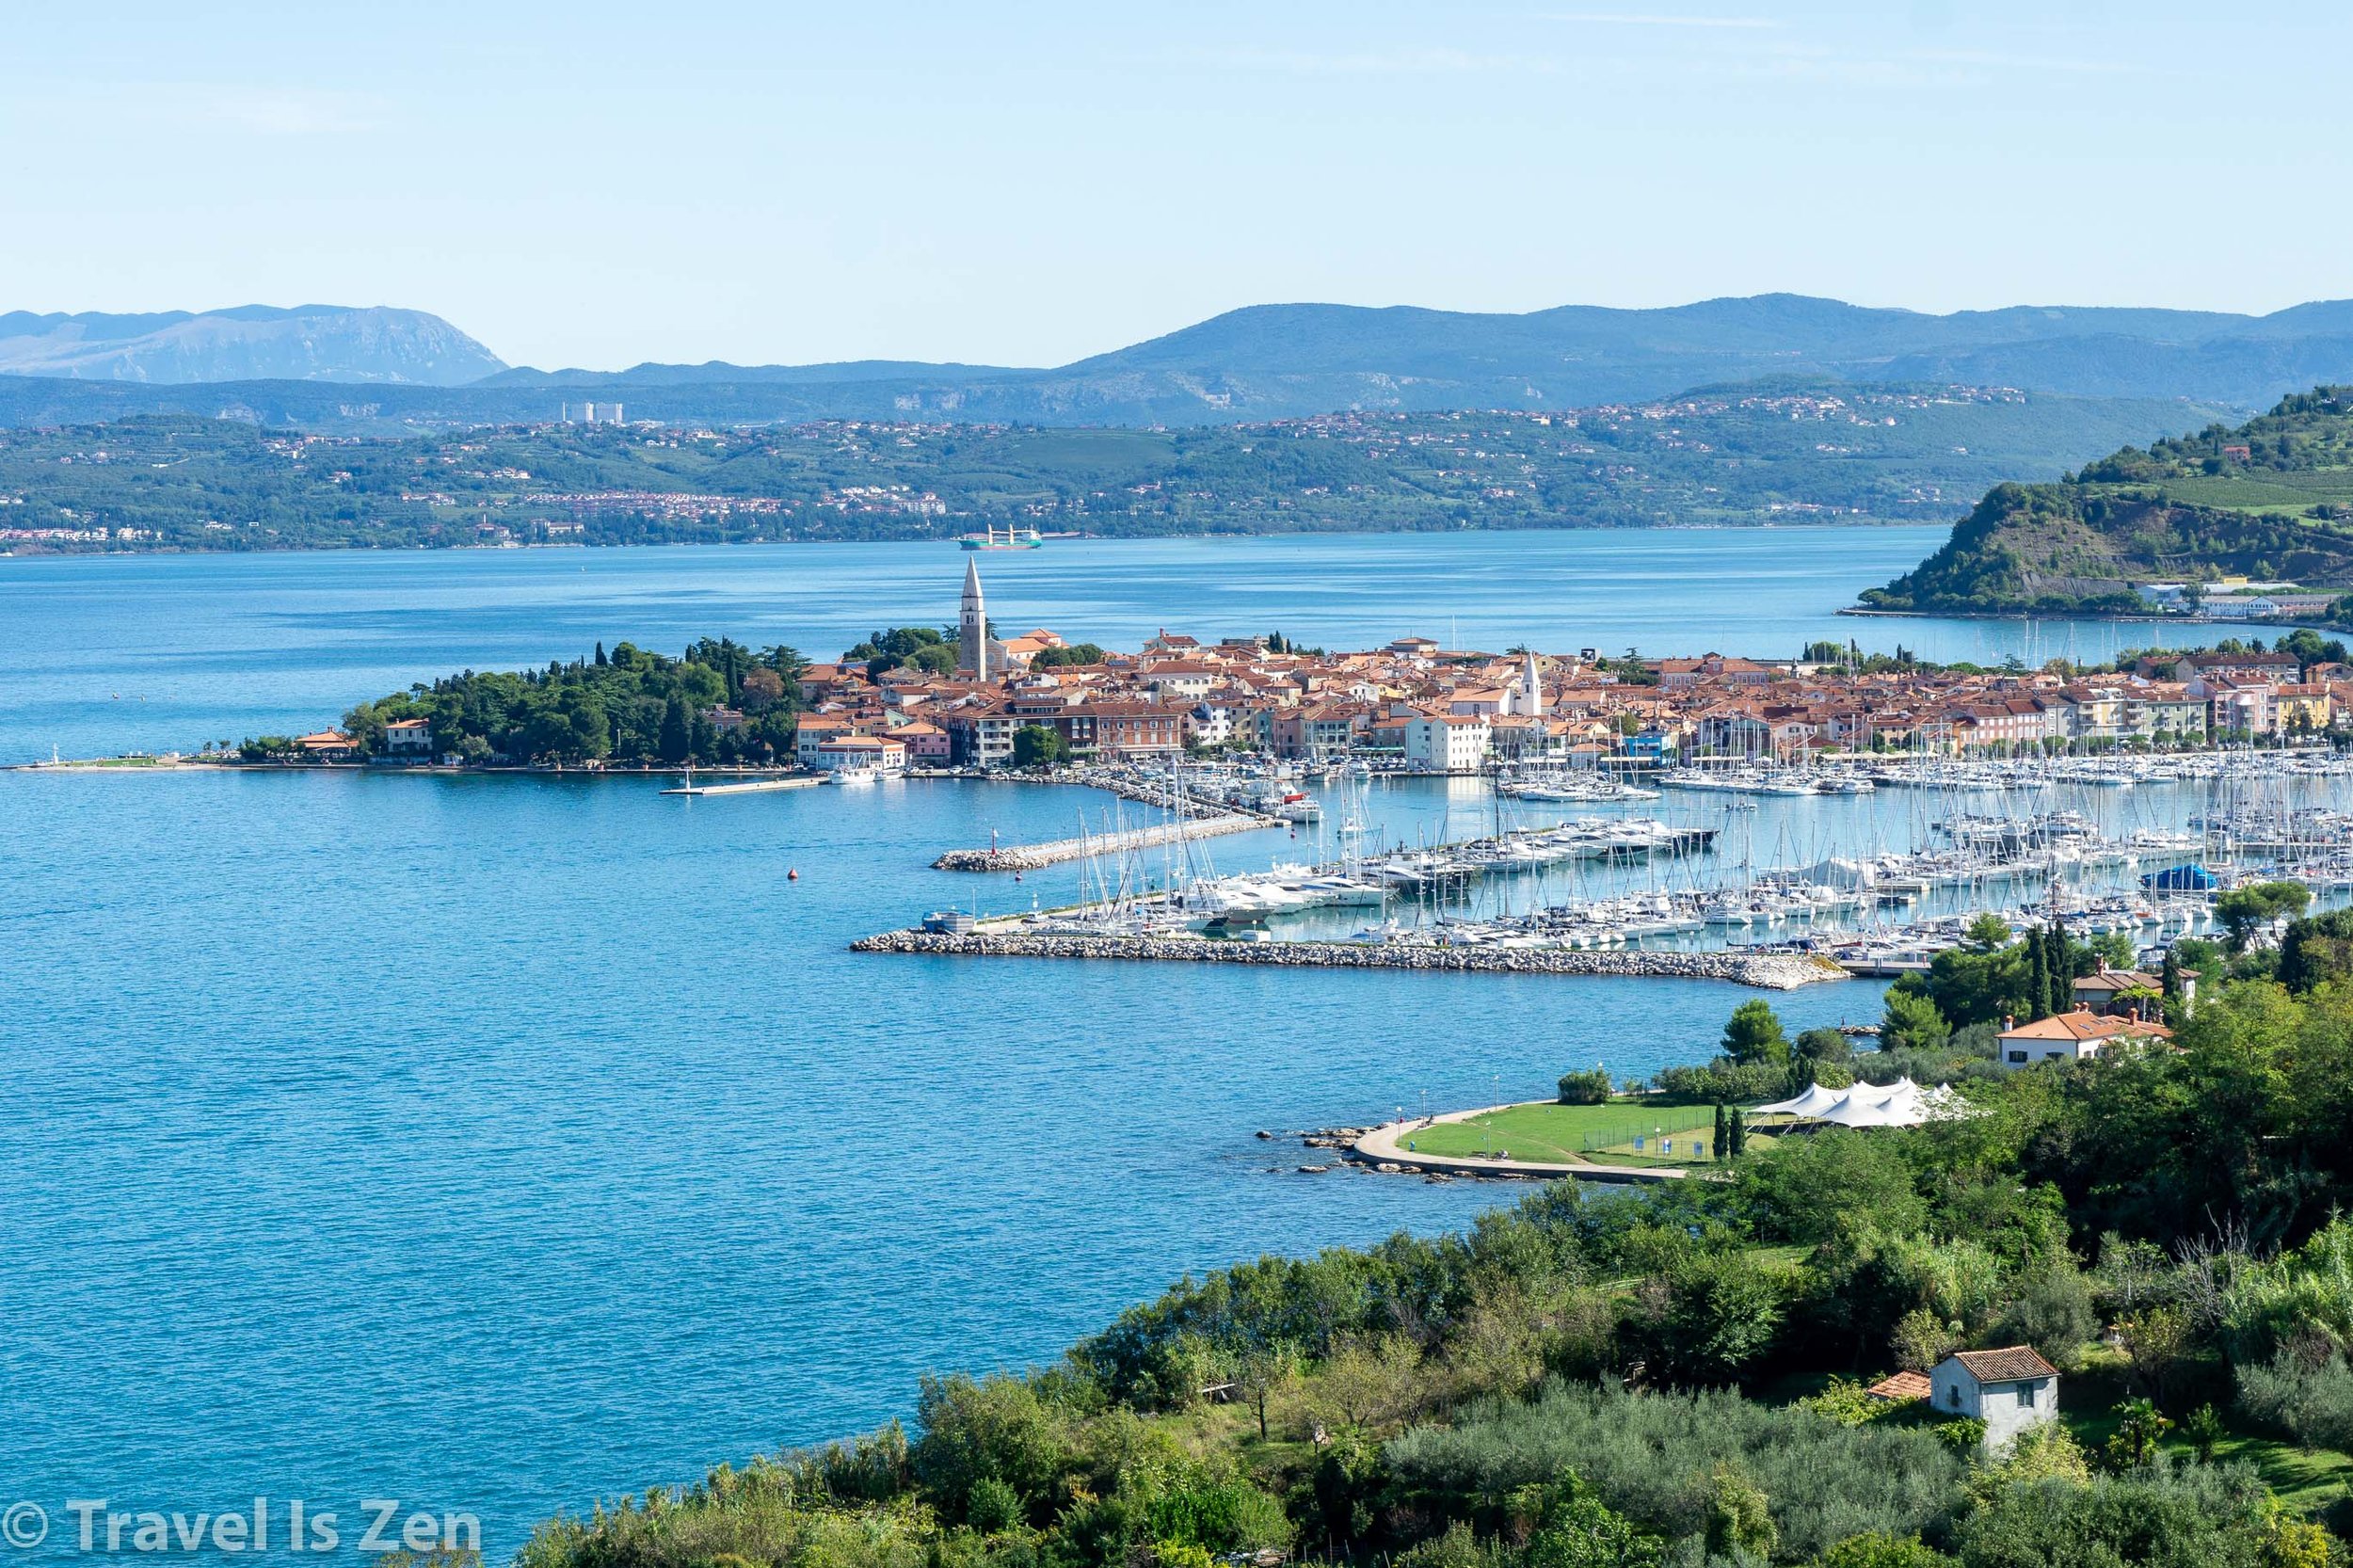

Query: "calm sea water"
left=1, top=527, right=2217, bottom=1557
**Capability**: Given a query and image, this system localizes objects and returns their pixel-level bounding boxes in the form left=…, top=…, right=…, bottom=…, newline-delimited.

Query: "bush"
left=1949, top=1456, right=2287, bottom=1568
left=1648, top=1058, right=1799, bottom=1106
left=1385, top=1381, right=1964, bottom=1564
left=2235, top=1347, right=2353, bottom=1452
left=1557, top=1067, right=1612, bottom=1106
left=1996, top=1258, right=2097, bottom=1372
left=1817, top=1532, right=1950, bottom=1567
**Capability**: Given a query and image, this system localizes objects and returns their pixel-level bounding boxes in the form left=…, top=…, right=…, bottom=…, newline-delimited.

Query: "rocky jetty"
left=849, top=929, right=1846, bottom=990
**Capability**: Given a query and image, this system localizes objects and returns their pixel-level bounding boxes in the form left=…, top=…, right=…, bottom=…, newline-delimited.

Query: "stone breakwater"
left=932, top=813, right=1269, bottom=872
left=850, top=930, right=1848, bottom=990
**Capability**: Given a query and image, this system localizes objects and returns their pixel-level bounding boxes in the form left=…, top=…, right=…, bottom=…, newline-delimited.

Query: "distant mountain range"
left=9, top=294, right=2353, bottom=429
left=0, top=306, right=504, bottom=386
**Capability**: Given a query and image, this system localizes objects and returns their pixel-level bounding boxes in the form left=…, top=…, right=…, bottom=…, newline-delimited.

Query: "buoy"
left=787, top=868, right=799, bottom=881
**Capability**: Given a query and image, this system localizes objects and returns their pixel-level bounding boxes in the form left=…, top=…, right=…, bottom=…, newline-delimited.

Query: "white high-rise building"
left=960, top=557, right=988, bottom=680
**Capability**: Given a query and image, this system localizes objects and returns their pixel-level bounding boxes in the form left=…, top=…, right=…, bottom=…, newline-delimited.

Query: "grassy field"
left=2121, top=470, right=2353, bottom=518
left=1401, top=1099, right=1753, bottom=1165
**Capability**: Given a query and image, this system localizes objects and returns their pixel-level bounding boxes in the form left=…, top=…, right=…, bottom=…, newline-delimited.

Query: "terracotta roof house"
left=1931, top=1347, right=2059, bottom=1450
left=2071, top=967, right=2165, bottom=1015
left=1997, top=1008, right=2171, bottom=1070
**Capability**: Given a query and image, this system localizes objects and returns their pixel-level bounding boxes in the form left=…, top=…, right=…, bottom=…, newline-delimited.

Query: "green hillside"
left=1865, top=386, right=2353, bottom=615
left=0, top=383, right=2232, bottom=552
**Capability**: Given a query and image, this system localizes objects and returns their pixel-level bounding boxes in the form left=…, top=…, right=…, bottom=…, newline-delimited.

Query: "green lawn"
left=1401, top=1099, right=1750, bottom=1165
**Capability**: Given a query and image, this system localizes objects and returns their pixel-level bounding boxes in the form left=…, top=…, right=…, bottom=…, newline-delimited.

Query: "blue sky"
left=4, top=2, right=2347, bottom=371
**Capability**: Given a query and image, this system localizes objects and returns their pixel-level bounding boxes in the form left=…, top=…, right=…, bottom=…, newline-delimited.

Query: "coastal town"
left=782, top=562, right=2345, bottom=779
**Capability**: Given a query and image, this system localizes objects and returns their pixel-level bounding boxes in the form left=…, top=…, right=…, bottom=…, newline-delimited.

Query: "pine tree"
left=2025, top=928, right=2050, bottom=1020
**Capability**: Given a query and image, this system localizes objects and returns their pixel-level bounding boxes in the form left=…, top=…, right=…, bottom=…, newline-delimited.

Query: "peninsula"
left=1862, top=386, right=2353, bottom=623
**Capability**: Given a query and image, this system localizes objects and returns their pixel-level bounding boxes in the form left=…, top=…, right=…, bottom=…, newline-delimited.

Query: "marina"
left=878, top=746, right=2353, bottom=977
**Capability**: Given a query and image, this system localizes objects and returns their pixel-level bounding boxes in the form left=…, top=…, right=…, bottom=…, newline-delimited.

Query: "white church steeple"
left=960, top=557, right=988, bottom=680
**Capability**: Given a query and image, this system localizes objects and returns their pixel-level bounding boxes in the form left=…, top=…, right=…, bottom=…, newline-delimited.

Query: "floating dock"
left=660, top=776, right=824, bottom=797
left=933, top=813, right=1272, bottom=871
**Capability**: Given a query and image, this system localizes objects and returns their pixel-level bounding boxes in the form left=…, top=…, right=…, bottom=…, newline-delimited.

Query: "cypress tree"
left=594, top=642, right=608, bottom=667
left=1714, top=1101, right=1730, bottom=1160
left=2025, top=928, right=2050, bottom=1020
left=2162, top=948, right=2183, bottom=998
left=2047, top=918, right=2073, bottom=1016
left=1728, top=1107, right=1748, bottom=1160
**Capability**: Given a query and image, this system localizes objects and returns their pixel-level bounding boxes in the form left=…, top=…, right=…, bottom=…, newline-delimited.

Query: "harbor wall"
left=851, top=929, right=1848, bottom=989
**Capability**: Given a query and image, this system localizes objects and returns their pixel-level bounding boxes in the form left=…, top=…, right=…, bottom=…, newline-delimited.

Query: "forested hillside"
left=1865, top=387, right=2353, bottom=615
left=0, top=384, right=2230, bottom=552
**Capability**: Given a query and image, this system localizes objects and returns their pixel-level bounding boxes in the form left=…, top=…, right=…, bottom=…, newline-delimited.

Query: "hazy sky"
left=5, top=2, right=2347, bottom=371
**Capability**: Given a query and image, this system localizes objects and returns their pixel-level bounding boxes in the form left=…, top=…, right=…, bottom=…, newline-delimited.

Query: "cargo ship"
left=958, top=525, right=1045, bottom=551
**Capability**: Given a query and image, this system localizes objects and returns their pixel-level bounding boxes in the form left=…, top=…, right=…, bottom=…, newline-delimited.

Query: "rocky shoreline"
left=849, top=929, right=1847, bottom=989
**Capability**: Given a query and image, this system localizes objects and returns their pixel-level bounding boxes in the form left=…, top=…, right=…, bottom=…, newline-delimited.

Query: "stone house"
left=1929, top=1347, right=2059, bottom=1449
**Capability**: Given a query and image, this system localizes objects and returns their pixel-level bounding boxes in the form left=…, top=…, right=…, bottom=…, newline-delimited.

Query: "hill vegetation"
left=510, top=943, right=2353, bottom=1568
left=0, top=385, right=2233, bottom=552
left=1865, top=387, right=2353, bottom=616
left=7, top=292, right=2353, bottom=429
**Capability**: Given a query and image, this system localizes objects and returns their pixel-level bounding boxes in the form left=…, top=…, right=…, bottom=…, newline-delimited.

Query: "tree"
left=1630, top=1254, right=1785, bottom=1385
left=1714, top=1102, right=1730, bottom=1160
left=1965, top=912, right=2012, bottom=952
left=2280, top=907, right=2353, bottom=993
left=1721, top=1000, right=1789, bottom=1066
left=1727, top=1106, right=1748, bottom=1159
left=657, top=696, right=694, bottom=763
left=740, top=666, right=786, bottom=712
left=2217, top=880, right=2313, bottom=952
left=1797, top=1026, right=1851, bottom=1065
left=1880, top=988, right=1950, bottom=1053
left=1010, top=725, right=1070, bottom=769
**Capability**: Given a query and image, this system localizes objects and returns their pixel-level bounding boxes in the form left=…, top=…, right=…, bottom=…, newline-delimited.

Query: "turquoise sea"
left=0, top=529, right=2237, bottom=1557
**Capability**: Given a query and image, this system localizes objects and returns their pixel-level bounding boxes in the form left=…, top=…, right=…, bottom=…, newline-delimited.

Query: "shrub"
left=1996, top=1258, right=2097, bottom=1372
left=1557, top=1067, right=1612, bottom=1106
left=1385, top=1381, right=1964, bottom=1564
left=1950, top=1456, right=2286, bottom=1568
left=2235, top=1347, right=2353, bottom=1452
left=1816, top=1532, right=1949, bottom=1568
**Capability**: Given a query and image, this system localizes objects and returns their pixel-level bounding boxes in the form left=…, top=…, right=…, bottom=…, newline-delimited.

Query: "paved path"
left=1351, top=1103, right=1690, bottom=1184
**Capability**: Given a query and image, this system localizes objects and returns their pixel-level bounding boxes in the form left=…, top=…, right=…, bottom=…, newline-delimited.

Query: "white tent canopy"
left=1751, top=1081, right=1849, bottom=1118
left=1752, top=1076, right=1969, bottom=1128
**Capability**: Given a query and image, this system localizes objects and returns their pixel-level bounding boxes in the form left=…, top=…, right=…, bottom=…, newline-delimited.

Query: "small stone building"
left=1929, top=1346, right=2060, bottom=1449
